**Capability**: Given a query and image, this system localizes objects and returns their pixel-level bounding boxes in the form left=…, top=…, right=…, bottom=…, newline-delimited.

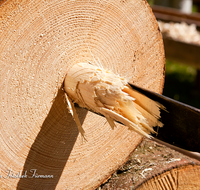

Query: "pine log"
left=99, top=139, right=200, bottom=189
left=135, top=162, right=200, bottom=190
left=0, top=0, right=165, bottom=189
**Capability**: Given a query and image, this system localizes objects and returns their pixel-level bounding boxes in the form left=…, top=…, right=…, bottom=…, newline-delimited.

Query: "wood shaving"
left=158, top=21, right=200, bottom=45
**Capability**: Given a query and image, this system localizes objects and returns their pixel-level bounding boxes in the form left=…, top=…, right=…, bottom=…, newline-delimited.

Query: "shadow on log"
left=17, top=88, right=88, bottom=190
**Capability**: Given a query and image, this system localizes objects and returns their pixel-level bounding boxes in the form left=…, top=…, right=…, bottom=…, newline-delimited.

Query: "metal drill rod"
left=128, top=82, right=200, bottom=153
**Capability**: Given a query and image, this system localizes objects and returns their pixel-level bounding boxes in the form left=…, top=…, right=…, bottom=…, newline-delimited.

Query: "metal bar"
left=128, top=82, right=200, bottom=153
left=151, top=137, right=200, bottom=161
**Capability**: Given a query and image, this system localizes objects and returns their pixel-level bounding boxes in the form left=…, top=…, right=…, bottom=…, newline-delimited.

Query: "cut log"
left=99, top=139, right=200, bottom=189
left=135, top=162, right=200, bottom=190
left=0, top=0, right=165, bottom=189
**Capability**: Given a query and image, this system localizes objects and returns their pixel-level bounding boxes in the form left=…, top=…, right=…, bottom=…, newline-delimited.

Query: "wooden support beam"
left=152, top=5, right=200, bottom=28
left=163, top=37, right=200, bottom=69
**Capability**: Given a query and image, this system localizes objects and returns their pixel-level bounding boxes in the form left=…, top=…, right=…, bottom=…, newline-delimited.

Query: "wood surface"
left=136, top=163, right=200, bottom=190
left=0, top=0, right=165, bottom=189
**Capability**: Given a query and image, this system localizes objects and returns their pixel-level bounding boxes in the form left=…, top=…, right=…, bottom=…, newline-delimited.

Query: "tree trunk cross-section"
left=0, top=0, right=165, bottom=189
left=136, top=164, right=200, bottom=190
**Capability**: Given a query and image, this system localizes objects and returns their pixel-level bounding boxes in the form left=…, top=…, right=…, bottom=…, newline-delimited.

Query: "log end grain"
left=0, top=0, right=165, bottom=189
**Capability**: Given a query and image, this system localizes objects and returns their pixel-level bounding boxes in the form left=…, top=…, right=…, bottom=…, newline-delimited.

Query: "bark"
left=100, top=139, right=200, bottom=190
